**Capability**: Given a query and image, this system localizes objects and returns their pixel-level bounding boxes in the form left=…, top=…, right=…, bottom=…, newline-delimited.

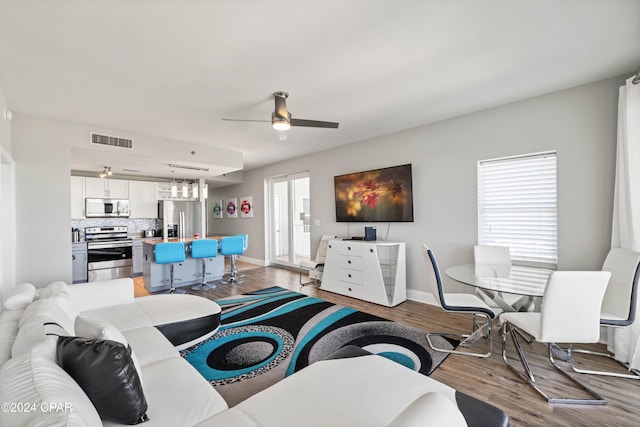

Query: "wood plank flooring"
left=133, top=265, right=640, bottom=427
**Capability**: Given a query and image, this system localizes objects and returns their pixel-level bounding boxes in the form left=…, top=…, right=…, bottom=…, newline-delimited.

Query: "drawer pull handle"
left=347, top=246, right=351, bottom=250
left=348, top=287, right=352, bottom=292
left=348, top=274, right=352, bottom=278
left=347, top=260, right=351, bottom=264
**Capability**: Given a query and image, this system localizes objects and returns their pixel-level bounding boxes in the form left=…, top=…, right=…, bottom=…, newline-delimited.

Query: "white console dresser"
left=321, top=239, right=406, bottom=307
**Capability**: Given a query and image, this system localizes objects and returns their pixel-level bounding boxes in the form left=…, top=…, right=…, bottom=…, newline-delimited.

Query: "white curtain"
left=608, top=75, right=640, bottom=369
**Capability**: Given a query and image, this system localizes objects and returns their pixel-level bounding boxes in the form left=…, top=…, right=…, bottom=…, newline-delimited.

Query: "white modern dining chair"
left=474, top=245, right=529, bottom=309
left=473, top=245, right=511, bottom=277
left=500, top=270, right=611, bottom=404
left=299, top=235, right=335, bottom=286
left=422, top=245, right=500, bottom=358
left=568, top=247, right=640, bottom=379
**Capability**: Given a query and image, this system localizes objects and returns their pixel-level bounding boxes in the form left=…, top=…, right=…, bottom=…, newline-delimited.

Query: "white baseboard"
left=237, top=255, right=268, bottom=267
left=406, top=289, right=438, bottom=306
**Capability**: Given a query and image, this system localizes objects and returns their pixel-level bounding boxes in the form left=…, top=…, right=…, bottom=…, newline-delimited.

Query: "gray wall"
left=8, top=75, right=623, bottom=292
left=0, top=87, right=14, bottom=303
left=210, top=76, right=623, bottom=301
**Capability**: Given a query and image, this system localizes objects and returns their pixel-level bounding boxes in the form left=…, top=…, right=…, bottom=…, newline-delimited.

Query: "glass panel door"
left=269, top=172, right=310, bottom=267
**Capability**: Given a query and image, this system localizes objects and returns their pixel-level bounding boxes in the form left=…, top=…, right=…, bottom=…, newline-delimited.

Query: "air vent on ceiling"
left=90, top=132, right=133, bottom=149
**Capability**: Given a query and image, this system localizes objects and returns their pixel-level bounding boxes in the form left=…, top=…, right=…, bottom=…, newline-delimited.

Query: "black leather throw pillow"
left=57, top=336, right=149, bottom=424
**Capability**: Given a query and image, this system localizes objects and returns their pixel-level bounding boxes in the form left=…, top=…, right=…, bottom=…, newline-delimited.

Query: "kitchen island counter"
left=141, top=235, right=229, bottom=246
left=142, top=236, right=227, bottom=292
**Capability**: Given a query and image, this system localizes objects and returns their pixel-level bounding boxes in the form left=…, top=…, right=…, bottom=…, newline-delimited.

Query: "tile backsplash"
left=71, top=218, right=161, bottom=240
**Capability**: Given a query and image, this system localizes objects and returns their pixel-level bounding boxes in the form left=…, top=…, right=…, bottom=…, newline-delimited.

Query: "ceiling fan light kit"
left=224, top=91, right=339, bottom=134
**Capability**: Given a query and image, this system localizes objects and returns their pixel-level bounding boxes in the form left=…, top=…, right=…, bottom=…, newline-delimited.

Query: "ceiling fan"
left=222, top=92, right=339, bottom=138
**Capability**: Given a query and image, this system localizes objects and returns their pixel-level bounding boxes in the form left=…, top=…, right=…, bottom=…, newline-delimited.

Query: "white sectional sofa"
left=0, top=279, right=509, bottom=427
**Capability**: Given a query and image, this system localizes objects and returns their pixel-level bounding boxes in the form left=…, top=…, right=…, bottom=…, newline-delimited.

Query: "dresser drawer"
left=330, top=241, right=363, bottom=256
left=338, top=268, right=362, bottom=284
left=338, top=255, right=362, bottom=270
left=335, top=281, right=363, bottom=298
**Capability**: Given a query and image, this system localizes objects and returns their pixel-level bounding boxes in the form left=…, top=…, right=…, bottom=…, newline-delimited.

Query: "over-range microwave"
left=85, top=198, right=130, bottom=218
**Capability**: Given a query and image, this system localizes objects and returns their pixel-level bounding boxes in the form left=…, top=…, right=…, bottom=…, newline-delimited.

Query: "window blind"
left=478, top=152, right=558, bottom=268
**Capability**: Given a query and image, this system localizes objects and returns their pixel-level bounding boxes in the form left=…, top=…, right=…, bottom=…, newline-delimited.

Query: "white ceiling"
left=1, top=0, right=639, bottom=182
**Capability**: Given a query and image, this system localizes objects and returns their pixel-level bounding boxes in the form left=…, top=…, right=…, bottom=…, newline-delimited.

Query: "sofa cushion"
left=103, top=356, right=228, bottom=427
left=12, top=316, right=70, bottom=361
left=134, top=294, right=222, bottom=349
left=234, top=354, right=458, bottom=427
left=121, top=326, right=179, bottom=367
left=57, top=336, right=148, bottom=425
left=4, top=283, right=36, bottom=311
left=24, top=410, right=89, bottom=427
left=74, top=315, right=144, bottom=384
left=81, top=303, right=152, bottom=332
left=38, top=282, right=80, bottom=319
left=194, top=408, right=259, bottom=427
left=0, top=350, right=102, bottom=427
left=388, top=392, right=467, bottom=427
left=19, top=299, right=76, bottom=334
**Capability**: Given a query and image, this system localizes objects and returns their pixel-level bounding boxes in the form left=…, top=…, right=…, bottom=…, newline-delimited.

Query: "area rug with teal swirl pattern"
left=180, top=286, right=456, bottom=406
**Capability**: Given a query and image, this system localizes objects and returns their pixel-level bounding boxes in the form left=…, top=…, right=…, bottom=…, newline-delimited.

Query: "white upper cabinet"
left=70, top=176, right=86, bottom=219
left=129, top=180, right=159, bottom=218
left=85, top=177, right=129, bottom=199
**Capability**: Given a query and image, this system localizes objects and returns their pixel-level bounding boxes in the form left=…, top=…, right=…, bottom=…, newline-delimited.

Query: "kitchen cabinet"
left=321, top=240, right=406, bottom=307
left=85, top=177, right=129, bottom=199
left=129, top=180, right=158, bottom=218
left=70, top=176, right=86, bottom=218
left=132, top=239, right=144, bottom=276
left=72, top=242, right=88, bottom=284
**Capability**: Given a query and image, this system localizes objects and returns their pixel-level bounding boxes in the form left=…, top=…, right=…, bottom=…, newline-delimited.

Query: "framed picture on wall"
left=240, top=196, right=253, bottom=218
left=212, top=200, right=223, bottom=219
left=226, top=198, right=238, bottom=218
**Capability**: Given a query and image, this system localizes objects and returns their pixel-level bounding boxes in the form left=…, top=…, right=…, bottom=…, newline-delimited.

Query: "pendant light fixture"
left=181, top=180, right=188, bottom=198
left=171, top=179, right=178, bottom=198
left=192, top=181, right=199, bottom=199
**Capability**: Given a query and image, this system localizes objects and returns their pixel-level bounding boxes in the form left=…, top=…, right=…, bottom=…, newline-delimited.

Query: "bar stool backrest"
left=155, top=242, right=186, bottom=264
left=221, top=236, right=244, bottom=256
left=191, top=239, right=218, bottom=259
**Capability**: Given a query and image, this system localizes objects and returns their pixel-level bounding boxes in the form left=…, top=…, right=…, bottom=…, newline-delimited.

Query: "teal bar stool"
left=237, top=234, right=249, bottom=279
left=221, top=236, right=244, bottom=285
left=154, top=242, right=186, bottom=294
left=190, top=239, right=218, bottom=291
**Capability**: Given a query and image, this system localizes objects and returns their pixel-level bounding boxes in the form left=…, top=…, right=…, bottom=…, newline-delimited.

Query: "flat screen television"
left=334, top=164, right=414, bottom=222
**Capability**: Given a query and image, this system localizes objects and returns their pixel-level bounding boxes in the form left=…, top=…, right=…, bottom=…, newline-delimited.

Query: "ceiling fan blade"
left=221, top=118, right=270, bottom=123
left=274, top=92, right=289, bottom=119
left=290, top=118, right=339, bottom=129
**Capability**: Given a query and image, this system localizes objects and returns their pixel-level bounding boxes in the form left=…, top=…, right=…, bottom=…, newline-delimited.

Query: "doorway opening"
left=268, top=172, right=311, bottom=267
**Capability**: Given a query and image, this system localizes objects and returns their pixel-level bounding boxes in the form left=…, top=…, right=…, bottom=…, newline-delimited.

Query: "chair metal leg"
left=192, top=259, right=215, bottom=291
left=426, top=313, right=492, bottom=358
left=166, top=264, right=186, bottom=294
left=299, top=269, right=319, bottom=287
left=565, top=347, right=640, bottom=379
left=221, top=255, right=242, bottom=285
left=501, top=322, right=607, bottom=405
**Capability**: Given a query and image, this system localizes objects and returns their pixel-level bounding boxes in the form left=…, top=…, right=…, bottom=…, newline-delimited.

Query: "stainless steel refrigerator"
left=158, top=200, right=202, bottom=239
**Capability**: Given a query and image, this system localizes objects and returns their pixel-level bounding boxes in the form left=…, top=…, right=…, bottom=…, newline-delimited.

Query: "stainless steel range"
left=85, top=226, right=133, bottom=282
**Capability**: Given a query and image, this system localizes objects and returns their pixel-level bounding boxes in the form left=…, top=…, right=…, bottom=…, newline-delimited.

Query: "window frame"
left=477, top=151, right=558, bottom=269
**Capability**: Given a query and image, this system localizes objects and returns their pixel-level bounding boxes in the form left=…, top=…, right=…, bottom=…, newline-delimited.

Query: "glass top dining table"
left=445, top=264, right=553, bottom=298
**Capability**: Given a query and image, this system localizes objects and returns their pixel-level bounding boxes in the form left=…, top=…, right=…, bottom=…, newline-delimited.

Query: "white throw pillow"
left=4, top=283, right=36, bottom=311
left=388, top=392, right=468, bottom=427
left=74, top=315, right=144, bottom=385
left=38, top=282, right=80, bottom=319
left=19, top=299, right=76, bottom=334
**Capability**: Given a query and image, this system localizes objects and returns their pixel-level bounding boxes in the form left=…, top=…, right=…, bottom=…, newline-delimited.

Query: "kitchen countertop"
left=141, top=235, right=228, bottom=246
